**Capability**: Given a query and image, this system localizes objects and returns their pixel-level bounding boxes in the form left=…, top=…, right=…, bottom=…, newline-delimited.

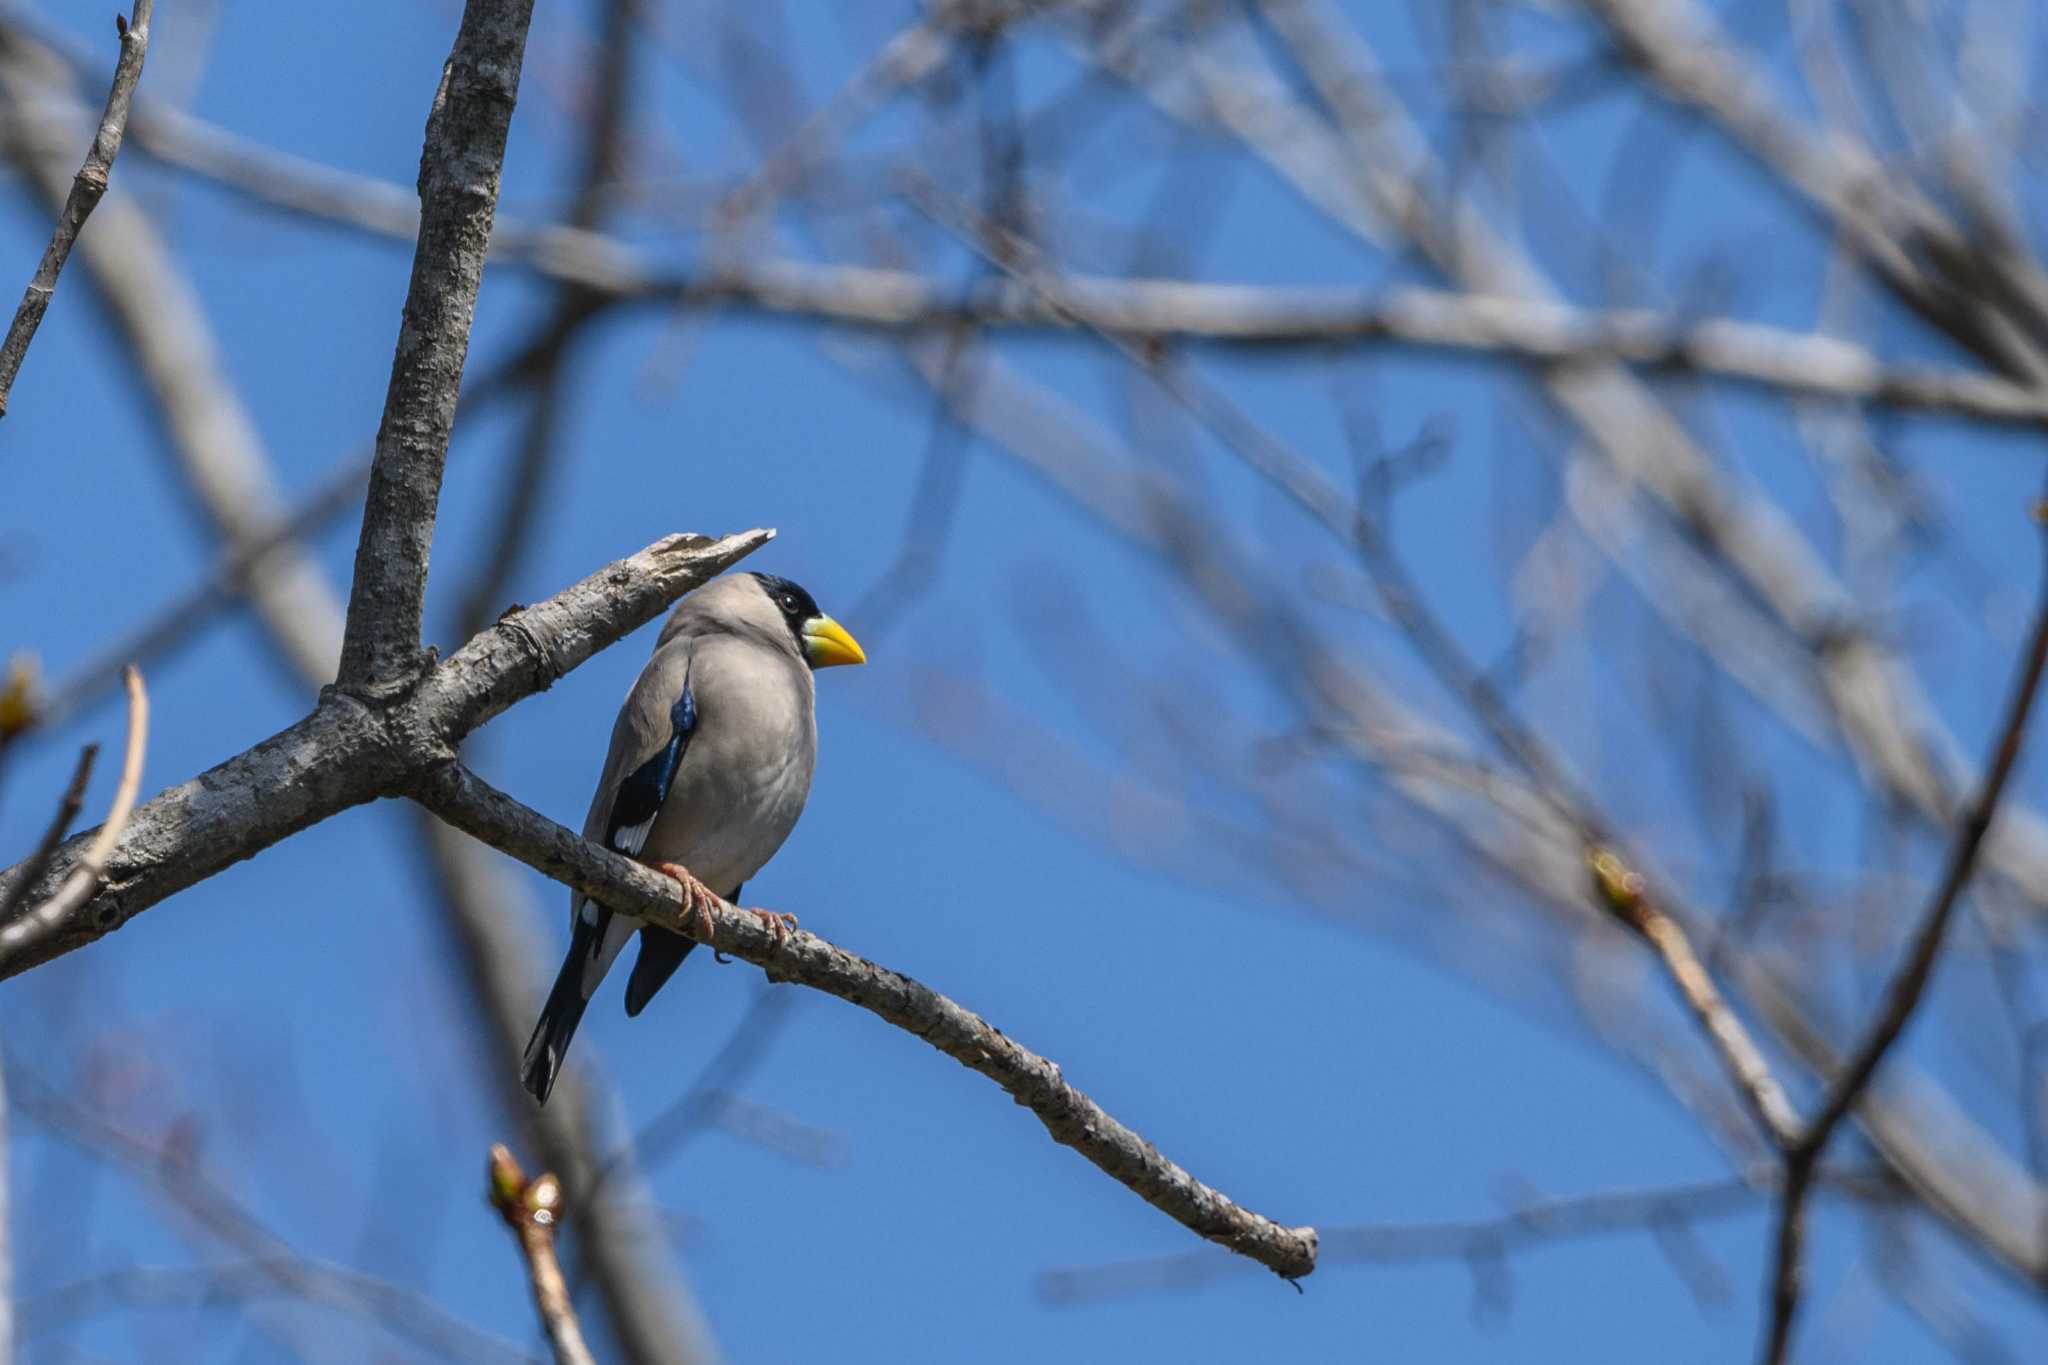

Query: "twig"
left=1589, top=850, right=1802, bottom=1148
left=1760, top=503, right=2048, bottom=1363
left=6, top=26, right=2038, bottom=427
left=16, top=1262, right=538, bottom=1363
left=0, top=743, right=96, bottom=928
left=0, top=0, right=151, bottom=417
left=32, top=461, right=364, bottom=736
left=1579, top=0, right=2048, bottom=387
left=3, top=668, right=146, bottom=949
left=0, top=23, right=343, bottom=693
left=1039, top=1166, right=1897, bottom=1306
left=910, top=170, right=1807, bottom=1153
left=614, top=986, right=806, bottom=1179
left=418, top=817, right=721, bottom=1365
left=417, top=761, right=1321, bottom=1282
left=337, top=0, right=538, bottom=691
left=7, top=1062, right=532, bottom=1364
left=487, top=1146, right=598, bottom=1365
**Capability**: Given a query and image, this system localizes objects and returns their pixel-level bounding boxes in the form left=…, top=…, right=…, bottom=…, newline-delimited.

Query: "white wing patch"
left=613, top=816, right=655, bottom=857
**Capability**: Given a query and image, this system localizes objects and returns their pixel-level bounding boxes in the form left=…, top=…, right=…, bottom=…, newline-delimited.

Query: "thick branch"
left=0, top=0, right=149, bottom=417
left=416, top=529, right=773, bottom=741
left=0, top=703, right=389, bottom=976
left=414, top=761, right=1319, bottom=1281
left=0, top=530, right=767, bottom=979
left=337, top=0, right=537, bottom=690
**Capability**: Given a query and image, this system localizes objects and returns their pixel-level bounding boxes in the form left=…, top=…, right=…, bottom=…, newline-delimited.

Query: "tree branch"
left=413, top=761, right=1320, bottom=1282
left=8, top=1062, right=532, bottom=1364
left=0, top=530, right=768, bottom=979
left=1038, top=1165, right=1898, bottom=1306
left=0, top=23, right=344, bottom=693
left=0, top=743, right=95, bottom=928
left=488, top=1146, right=597, bottom=1365
left=336, top=0, right=537, bottom=691
left=1761, top=506, right=2048, bottom=1364
left=0, top=0, right=150, bottom=417
left=7, top=31, right=2036, bottom=427
left=0, top=668, right=147, bottom=961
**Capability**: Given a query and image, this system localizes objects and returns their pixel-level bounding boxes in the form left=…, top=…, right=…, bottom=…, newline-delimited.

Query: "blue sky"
left=4, top=1, right=2046, bottom=1361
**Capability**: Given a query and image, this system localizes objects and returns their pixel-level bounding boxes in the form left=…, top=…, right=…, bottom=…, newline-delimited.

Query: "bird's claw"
left=749, top=908, right=799, bottom=949
left=652, top=862, right=721, bottom=944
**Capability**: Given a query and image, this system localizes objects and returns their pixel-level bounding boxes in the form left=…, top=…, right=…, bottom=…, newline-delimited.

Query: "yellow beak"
left=801, top=615, right=866, bottom=668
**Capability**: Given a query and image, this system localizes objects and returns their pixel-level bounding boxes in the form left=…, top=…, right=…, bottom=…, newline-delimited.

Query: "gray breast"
left=642, top=633, right=817, bottom=896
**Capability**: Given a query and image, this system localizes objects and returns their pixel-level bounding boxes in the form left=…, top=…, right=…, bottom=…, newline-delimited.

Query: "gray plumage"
left=521, top=571, right=862, bottom=1103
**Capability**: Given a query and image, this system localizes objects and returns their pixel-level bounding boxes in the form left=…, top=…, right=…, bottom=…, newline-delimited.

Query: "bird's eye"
left=780, top=593, right=799, bottom=614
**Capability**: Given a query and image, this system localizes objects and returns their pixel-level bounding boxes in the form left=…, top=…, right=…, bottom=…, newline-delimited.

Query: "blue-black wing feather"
left=527, top=660, right=705, bottom=1103
left=612, top=658, right=703, bottom=1016
left=606, top=660, right=696, bottom=856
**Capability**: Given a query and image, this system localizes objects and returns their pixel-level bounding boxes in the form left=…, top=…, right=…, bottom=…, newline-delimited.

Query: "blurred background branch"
left=6, top=0, right=2048, bottom=1359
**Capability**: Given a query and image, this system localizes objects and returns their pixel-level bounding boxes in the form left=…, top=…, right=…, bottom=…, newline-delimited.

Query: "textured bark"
left=337, top=0, right=538, bottom=691
left=0, top=0, right=150, bottom=417
left=416, top=762, right=1322, bottom=1282
left=0, top=531, right=769, bottom=980
left=418, top=531, right=773, bottom=743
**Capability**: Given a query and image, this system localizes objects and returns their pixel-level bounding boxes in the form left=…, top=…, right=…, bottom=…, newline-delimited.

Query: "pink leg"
left=651, top=862, right=720, bottom=943
left=748, top=907, right=800, bottom=948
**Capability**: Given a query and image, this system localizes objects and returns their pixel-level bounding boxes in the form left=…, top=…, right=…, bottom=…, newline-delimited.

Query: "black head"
left=749, top=572, right=822, bottom=650
left=741, top=572, right=865, bottom=669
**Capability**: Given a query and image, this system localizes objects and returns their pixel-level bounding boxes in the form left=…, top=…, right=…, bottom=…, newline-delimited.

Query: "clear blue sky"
left=4, top=1, right=2045, bottom=1361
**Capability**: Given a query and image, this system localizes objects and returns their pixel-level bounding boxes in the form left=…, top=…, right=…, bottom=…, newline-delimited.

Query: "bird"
left=520, top=570, right=866, bottom=1104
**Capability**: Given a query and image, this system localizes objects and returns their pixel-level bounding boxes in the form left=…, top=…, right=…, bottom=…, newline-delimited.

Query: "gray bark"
left=415, top=761, right=1322, bottom=1283
left=0, top=531, right=770, bottom=978
left=337, top=0, right=539, bottom=691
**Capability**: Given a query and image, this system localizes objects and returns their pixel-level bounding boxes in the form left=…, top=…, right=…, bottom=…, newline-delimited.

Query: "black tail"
left=623, top=883, right=733, bottom=1017
left=624, top=926, right=695, bottom=1017
left=522, top=911, right=605, bottom=1104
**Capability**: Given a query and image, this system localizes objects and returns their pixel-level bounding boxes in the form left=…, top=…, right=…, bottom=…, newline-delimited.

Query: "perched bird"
left=521, top=570, right=866, bottom=1104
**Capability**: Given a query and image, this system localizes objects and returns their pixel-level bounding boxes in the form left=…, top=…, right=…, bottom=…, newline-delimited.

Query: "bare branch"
left=0, top=531, right=768, bottom=978
left=0, top=743, right=95, bottom=928
left=909, top=169, right=1815, bottom=1159
left=0, top=27, right=344, bottom=693
left=8, top=36, right=2034, bottom=427
left=2, top=668, right=146, bottom=958
left=1579, top=0, right=2048, bottom=386
left=1589, top=851, right=1802, bottom=1148
left=1762, top=506, right=2048, bottom=1364
left=488, top=1146, right=598, bottom=1365
left=337, top=0, right=538, bottom=691
left=0, top=0, right=150, bottom=417
left=8, top=1064, right=533, bottom=1365
left=419, top=817, right=721, bottom=1365
left=415, top=761, right=1321, bottom=1282
left=17, top=1262, right=537, bottom=1364
left=1040, top=1166, right=1897, bottom=1306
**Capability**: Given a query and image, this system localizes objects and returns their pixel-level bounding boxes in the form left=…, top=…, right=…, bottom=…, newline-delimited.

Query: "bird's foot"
left=652, top=862, right=721, bottom=944
left=749, top=908, right=800, bottom=948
